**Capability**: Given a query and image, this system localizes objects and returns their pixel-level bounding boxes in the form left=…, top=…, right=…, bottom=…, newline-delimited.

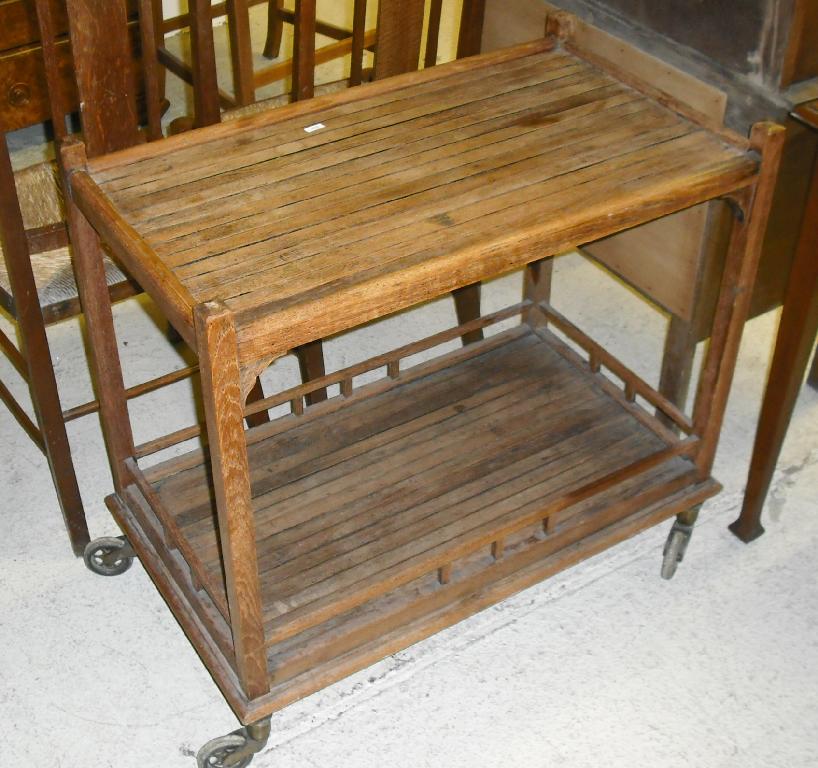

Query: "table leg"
left=730, top=149, right=818, bottom=542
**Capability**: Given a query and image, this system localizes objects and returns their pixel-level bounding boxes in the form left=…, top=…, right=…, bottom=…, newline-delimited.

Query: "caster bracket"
left=661, top=519, right=695, bottom=580
left=83, top=535, right=135, bottom=576
left=197, top=718, right=271, bottom=768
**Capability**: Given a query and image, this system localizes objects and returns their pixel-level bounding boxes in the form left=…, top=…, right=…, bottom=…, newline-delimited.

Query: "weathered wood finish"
left=109, top=315, right=721, bottom=720
left=194, top=301, right=269, bottom=700
left=83, top=42, right=758, bottom=362
left=66, top=17, right=779, bottom=725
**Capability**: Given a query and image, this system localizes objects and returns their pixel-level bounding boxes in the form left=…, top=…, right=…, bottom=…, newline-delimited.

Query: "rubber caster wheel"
left=197, top=734, right=253, bottom=768
left=83, top=536, right=134, bottom=576
left=661, top=521, right=694, bottom=580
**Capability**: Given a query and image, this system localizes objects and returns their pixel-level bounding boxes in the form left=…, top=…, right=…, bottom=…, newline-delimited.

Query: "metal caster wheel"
left=661, top=520, right=694, bottom=580
left=196, top=734, right=253, bottom=768
left=197, top=719, right=271, bottom=768
left=83, top=536, right=135, bottom=576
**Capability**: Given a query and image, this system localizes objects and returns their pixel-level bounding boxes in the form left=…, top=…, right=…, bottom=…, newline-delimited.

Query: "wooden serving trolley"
left=64, top=13, right=782, bottom=766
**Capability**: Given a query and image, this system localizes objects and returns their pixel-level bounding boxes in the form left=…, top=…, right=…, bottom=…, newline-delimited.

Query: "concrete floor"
left=1, top=7, right=817, bottom=767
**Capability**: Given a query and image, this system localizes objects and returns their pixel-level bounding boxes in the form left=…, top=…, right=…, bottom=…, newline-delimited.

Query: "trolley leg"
left=661, top=506, right=700, bottom=581
left=197, top=716, right=272, bottom=767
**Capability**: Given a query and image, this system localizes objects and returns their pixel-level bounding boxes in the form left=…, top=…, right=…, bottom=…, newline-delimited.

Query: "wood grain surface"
left=78, top=43, right=758, bottom=363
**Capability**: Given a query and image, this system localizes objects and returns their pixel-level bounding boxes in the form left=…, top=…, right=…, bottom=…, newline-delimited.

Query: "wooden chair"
left=148, top=0, right=377, bottom=125
left=0, top=0, right=199, bottom=556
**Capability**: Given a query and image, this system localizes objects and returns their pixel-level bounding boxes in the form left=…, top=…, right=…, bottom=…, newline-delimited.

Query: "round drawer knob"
left=9, top=82, right=31, bottom=107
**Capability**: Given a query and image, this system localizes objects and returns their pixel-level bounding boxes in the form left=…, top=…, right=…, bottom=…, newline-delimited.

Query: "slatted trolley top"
left=73, top=37, right=758, bottom=362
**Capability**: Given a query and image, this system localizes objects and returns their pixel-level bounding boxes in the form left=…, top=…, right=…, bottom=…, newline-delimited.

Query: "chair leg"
left=457, top=0, right=486, bottom=59
left=188, top=0, right=222, bottom=127
left=291, top=0, right=316, bottom=101
left=21, top=322, right=91, bottom=556
left=227, top=0, right=256, bottom=106
left=657, top=315, right=697, bottom=430
left=148, top=0, right=167, bottom=111
left=808, top=343, right=818, bottom=390
left=453, top=284, right=483, bottom=345
left=296, top=339, right=327, bottom=405
left=244, top=377, right=270, bottom=427
left=263, top=0, right=285, bottom=59
left=0, top=134, right=89, bottom=556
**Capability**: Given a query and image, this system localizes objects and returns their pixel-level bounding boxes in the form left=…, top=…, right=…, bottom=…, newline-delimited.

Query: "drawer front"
left=0, top=0, right=69, bottom=53
left=0, top=35, right=76, bottom=130
left=0, top=0, right=138, bottom=52
left=0, top=15, right=141, bottom=132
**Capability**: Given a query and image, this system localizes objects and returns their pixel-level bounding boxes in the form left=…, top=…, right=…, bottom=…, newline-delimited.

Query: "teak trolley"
left=64, top=14, right=783, bottom=766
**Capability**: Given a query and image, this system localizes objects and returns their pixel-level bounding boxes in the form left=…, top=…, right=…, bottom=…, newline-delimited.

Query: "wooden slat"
left=234, top=136, right=755, bottom=362
left=147, top=72, right=625, bottom=246
left=160, top=330, right=549, bottom=530
left=253, top=29, right=378, bottom=90
left=349, top=0, right=369, bottom=86
left=69, top=171, right=197, bottom=347
left=107, top=50, right=577, bottom=204
left=126, top=458, right=229, bottom=620
left=265, top=459, right=699, bottom=685
left=63, top=364, right=198, bottom=422
left=141, top=329, right=704, bottom=647
left=77, top=46, right=757, bottom=365
left=0, top=379, right=44, bottom=450
left=188, top=0, right=222, bottom=127
left=253, top=475, right=717, bottom=716
left=0, top=327, right=27, bottom=380
left=535, top=300, right=695, bottom=433
left=168, top=98, right=679, bottom=277
left=106, top=492, right=253, bottom=721
left=85, top=38, right=557, bottom=174
left=122, top=485, right=233, bottom=659
left=291, top=0, right=316, bottom=102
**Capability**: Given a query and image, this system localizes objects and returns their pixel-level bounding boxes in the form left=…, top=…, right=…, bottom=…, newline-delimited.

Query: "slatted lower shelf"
left=109, top=326, right=720, bottom=721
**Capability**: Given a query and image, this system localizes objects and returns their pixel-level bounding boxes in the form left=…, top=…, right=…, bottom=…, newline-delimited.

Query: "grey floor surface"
left=1, top=8, right=817, bottom=767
